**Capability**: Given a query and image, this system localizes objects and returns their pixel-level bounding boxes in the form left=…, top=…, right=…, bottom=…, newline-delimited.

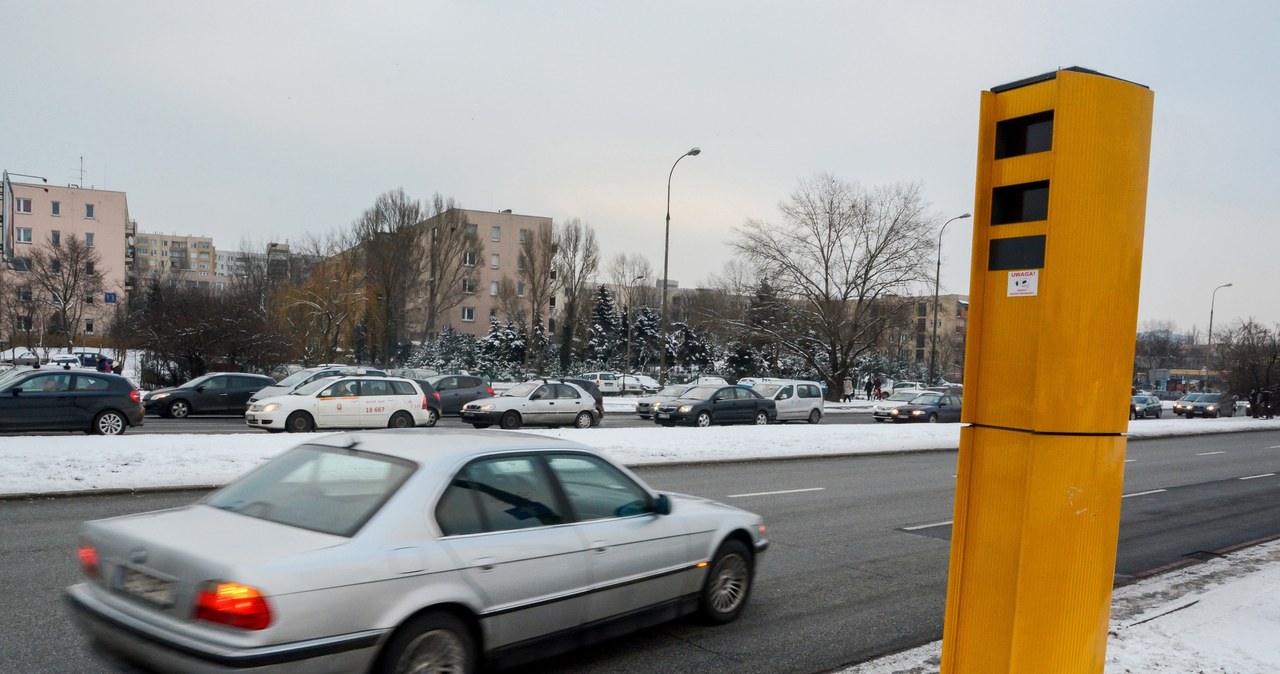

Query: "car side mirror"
left=195, top=386, right=206, bottom=393
left=10, top=388, right=21, bottom=396
left=654, top=494, right=672, bottom=516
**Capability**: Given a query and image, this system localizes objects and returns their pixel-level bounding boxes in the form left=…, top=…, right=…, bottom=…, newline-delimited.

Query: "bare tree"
left=418, top=195, right=484, bottom=340
left=350, top=189, right=427, bottom=365
left=729, top=175, right=938, bottom=397
left=554, top=219, right=599, bottom=370
left=279, top=234, right=367, bottom=364
left=519, top=221, right=558, bottom=373
left=27, top=234, right=105, bottom=349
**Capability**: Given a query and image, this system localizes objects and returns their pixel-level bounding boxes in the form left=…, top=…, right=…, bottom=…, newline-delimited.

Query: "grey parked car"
left=66, top=431, right=767, bottom=673
left=144, top=373, right=275, bottom=418
left=427, top=374, right=494, bottom=415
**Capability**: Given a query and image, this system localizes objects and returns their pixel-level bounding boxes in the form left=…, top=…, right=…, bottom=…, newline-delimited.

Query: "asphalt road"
left=1, top=430, right=1276, bottom=673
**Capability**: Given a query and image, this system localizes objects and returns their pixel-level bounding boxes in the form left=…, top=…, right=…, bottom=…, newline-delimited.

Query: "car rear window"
left=203, top=445, right=416, bottom=537
left=74, top=375, right=113, bottom=391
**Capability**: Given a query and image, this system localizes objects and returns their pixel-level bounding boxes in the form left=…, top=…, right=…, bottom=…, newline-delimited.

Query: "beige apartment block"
left=420, top=209, right=554, bottom=339
left=3, top=181, right=131, bottom=340
left=133, top=232, right=217, bottom=278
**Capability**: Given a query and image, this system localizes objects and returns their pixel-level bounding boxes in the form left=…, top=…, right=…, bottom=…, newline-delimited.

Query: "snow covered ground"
left=1, top=410, right=1276, bottom=672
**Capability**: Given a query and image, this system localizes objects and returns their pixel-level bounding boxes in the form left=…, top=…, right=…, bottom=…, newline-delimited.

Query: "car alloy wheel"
left=93, top=411, right=127, bottom=435
left=927, top=413, right=939, bottom=423
left=500, top=410, right=521, bottom=430
left=388, top=411, right=414, bottom=429
left=699, top=539, right=752, bottom=624
left=381, top=611, right=475, bottom=674
left=754, top=411, right=769, bottom=425
left=696, top=411, right=712, bottom=427
left=808, top=409, right=822, bottom=424
left=286, top=411, right=315, bottom=433
left=574, top=411, right=593, bottom=429
left=168, top=400, right=190, bottom=419
left=424, top=409, right=439, bottom=427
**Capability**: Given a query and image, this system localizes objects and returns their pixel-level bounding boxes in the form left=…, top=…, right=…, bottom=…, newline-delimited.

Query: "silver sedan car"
left=66, top=431, right=768, bottom=673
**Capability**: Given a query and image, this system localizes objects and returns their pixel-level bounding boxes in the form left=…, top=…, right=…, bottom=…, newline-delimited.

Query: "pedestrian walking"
left=863, top=376, right=874, bottom=401
left=842, top=376, right=854, bottom=403
left=873, top=376, right=883, bottom=400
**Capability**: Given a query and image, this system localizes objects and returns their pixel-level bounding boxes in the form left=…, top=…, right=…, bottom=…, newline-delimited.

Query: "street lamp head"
left=687, top=147, right=701, bottom=157
left=958, top=213, right=972, bottom=219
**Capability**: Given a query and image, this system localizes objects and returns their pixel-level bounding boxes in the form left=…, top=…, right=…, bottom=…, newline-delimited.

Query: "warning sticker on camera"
left=1007, top=270, right=1039, bottom=297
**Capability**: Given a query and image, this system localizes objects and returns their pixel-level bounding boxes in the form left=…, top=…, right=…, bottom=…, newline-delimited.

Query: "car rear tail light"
left=78, top=544, right=100, bottom=578
left=129, top=390, right=142, bottom=404
left=195, top=582, right=272, bottom=630
left=432, top=392, right=441, bottom=403
left=486, top=387, right=494, bottom=396
left=421, top=396, right=428, bottom=410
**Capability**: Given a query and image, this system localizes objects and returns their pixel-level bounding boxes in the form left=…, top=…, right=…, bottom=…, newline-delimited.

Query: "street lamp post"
left=624, top=274, right=645, bottom=392
left=929, top=213, right=972, bottom=386
left=659, top=146, right=701, bottom=387
left=1206, top=282, right=1232, bottom=391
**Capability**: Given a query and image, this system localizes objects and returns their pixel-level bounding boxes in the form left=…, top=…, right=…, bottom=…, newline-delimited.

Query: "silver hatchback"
left=66, top=431, right=767, bottom=673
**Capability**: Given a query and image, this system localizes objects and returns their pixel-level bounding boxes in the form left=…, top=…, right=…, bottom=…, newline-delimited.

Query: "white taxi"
left=246, top=375, right=432, bottom=432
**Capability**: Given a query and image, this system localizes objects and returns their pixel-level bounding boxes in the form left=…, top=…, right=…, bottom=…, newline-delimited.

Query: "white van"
left=750, top=380, right=825, bottom=423
left=578, top=372, right=622, bottom=395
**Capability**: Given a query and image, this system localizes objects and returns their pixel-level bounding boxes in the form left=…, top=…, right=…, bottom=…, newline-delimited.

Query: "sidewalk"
left=841, top=537, right=1280, bottom=673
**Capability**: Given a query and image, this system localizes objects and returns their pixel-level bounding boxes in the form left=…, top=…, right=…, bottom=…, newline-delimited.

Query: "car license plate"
left=657, top=413, right=670, bottom=419
left=116, top=568, right=175, bottom=606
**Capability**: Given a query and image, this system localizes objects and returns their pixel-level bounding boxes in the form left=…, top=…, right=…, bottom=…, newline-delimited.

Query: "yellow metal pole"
left=941, top=68, right=1154, bottom=674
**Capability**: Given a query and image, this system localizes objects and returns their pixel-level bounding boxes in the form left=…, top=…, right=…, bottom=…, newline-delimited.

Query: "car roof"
left=308, top=429, right=595, bottom=465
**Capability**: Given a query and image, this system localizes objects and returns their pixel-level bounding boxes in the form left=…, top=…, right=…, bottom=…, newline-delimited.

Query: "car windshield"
left=655, top=385, right=688, bottom=397
left=292, top=378, right=337, bottom=396
left=680, top=385, right=721, bottom=400
left=276, top=369, right=316, bottom=387
left=1132, top=396, right=1146, bottom=403
left=505, top=382, right=540, bottom=398
left=885, top=391, right=921, bottom=403
left=755, top=384, right=783, bottom=397
left=1179, top=394, right=1202, bottom=402
left=202, top=444, right=416, bottom=537
left=908, top=392, right=943, bottom=405
left=1199, top=393, right=1222, bottom=402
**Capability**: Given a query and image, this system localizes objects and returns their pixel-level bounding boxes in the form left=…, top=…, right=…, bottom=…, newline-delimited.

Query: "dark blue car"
left=888, top=392, right=963, bottom=423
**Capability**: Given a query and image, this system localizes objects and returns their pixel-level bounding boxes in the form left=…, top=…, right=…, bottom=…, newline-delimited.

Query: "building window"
left=467, top=223, right=478, bottom=236
left=18, top=316, right=32, bottom=331
left=51, top=230, right=61, bottom=247
left=463, top=279, right=476, bottom=294
left=519, top=228, right=528, bottom=243
left=463, top=251, right=476, bottom=267
left=86, top=232, right=95, bottom=247
left=16, top=227, right=33, bottom=243
left=489, top=281, right=499, bottom=296
left=85, top=320, right=95, bottom=335
left=85, top=262, right=95, bottom=275
left=51, top=260, right=62, bottom=273
left=517, top=282, right=526, bottom=298
left=462, top=306, right=476, bottom=322
left=490, top=254, right=499, bottom=269
left=549, top=295, right=557, bottom=308
left=491, top=226, right=501, bottom=242
left=16, top=198, right=32, bottom=214
left=18, top=286, right=32, bottom=302
left=51, top=201, right=61, bottom=216
left=518, top=255, right=526, bottom=272
left=489, top=307, right=498, bottom=319
left=85, top=203, right=95, bottom=219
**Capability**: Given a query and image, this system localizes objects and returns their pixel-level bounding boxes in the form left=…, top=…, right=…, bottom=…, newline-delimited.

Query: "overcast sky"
left=5, top=1, right=1277, bottom=334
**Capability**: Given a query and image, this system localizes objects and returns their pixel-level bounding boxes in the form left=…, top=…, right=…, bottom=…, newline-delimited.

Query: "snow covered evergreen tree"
left=408, top=325, right=478, bottom=374
left=586, top=285, right=622, bottom=368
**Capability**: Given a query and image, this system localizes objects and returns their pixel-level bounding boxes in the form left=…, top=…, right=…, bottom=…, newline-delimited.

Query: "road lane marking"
left=1239, top=473, right=1276, bottom=481
left=1125, top=459, right=1137, bottom=463
left=903, top=520, right=953, bottom=531
left=1122, top=489, right=1167, bottom=498
left=727, top=487, right=825, bottom=498
left=1268, top=445, right=1280, bottom=449
left=1195, top=451, right=1225, bottom=456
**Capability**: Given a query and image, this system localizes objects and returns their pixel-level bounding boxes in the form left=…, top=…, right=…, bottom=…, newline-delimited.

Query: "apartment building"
left=422, top=209, right=554, bottom=339
left=877, top=293, right=969, bottom=380
left=133, top=232, right=216, bottom=277
left=2, top=178, right=131, bottom=340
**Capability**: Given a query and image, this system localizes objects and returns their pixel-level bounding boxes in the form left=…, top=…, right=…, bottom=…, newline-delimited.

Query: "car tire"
left=1156, top=410, right=1163, bottom=418
left=927, top=413, right=938, bottom=423
left=754, top=411, right=769, bottom=425
left=92, top=410, right=128, bottom=436
left=286, top=411, right=315, bottom=433
left=499, top=411, right=522, bottom=430
left=696, top=411, right=713, bottom=427
left=698, top=539, right=753, bottom=625
left=424, top=408, right=439, bottom=427
left=377, top=610, right=476, bottom=674
left=808, top=409, right=822, bottom=424
left=168, top=400, right=191, bottom=419
left=472, top=423, right=491, bottom=429
left=574, top=411, right=593, bottom=429
left=388, top=411, right=415, bottom=429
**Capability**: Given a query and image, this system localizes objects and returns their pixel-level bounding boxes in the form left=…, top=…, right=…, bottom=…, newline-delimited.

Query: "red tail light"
left=432, top=392, right=440, bottom=402
left=486, top=387, right=495, bottom=396
left=129, top=390, right=142, bottom=404
left=421, top=395, right=428, bottom=410
left=78, top=544, right=100, bottom=578
left=195, top=582, right=272, bottom=630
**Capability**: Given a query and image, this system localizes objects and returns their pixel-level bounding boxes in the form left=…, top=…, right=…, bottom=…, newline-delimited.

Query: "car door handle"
left=473, top=557, right=497, bottom=571
left=589, top=541, right=608, bottom=554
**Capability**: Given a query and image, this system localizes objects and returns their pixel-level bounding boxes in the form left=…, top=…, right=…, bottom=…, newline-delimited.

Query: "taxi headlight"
left=480, top=403, right=496, bottom=411
left=679, top=405, right=693, bottom=413
left=261, top=403, right=281, bottom=413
